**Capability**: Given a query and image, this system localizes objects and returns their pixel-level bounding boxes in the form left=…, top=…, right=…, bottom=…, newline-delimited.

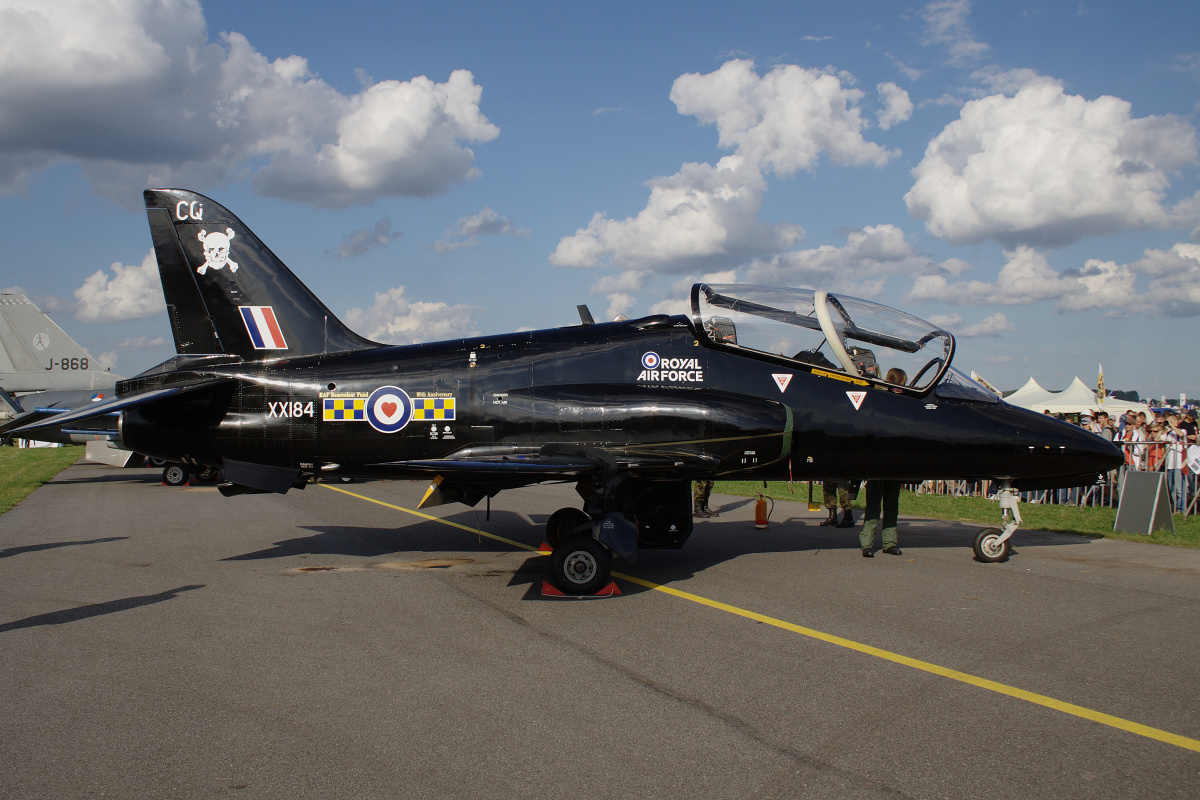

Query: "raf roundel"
left=365, top=386, right=413, bottom=434
left=641, top=352, right=660, bottom=370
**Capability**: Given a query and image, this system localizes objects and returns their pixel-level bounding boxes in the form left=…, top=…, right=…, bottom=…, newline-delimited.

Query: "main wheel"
left=973, top=527, right=1010, bottom=563
left=162, top=464, right=189, bottom=487
left=548, top=537, right=612, bottom=595
left=546, top=507, right=590, bottom=547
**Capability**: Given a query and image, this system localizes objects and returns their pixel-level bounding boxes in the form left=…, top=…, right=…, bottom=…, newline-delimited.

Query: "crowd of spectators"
left=1047, top=406, right=1198, bottom=514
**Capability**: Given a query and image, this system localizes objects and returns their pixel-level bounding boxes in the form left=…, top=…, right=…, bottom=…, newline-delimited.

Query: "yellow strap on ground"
left=319, top=483, right=1200, bottom=754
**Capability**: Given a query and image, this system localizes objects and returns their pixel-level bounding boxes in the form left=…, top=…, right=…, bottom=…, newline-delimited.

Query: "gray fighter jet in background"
left=0, top=292, right=134, bottom=465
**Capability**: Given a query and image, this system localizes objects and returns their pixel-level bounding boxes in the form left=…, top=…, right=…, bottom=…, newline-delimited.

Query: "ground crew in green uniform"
left=820, top=480, right=854, bottom=527
left=860, top=366, right=908, bottom=557
left=693, top=480, right=718, bottom=518
left=859, top=480, right=902, bottom=557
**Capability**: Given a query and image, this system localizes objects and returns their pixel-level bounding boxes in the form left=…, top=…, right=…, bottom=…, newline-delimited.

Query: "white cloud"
left=74, top=249, right=164, bottom=322
left=927, top=312, right=962, bottom=327
left=905, top=80, right=1198, bottom=247
left=592, top=271, right=651, bottom=295
left=906, top=243, right=1200, bottom=318
left=434, top=207, right=529, bottom=253
left=0, top=1, right=497, bottom=206
left=745, top=224, right=939, bottom=296
left=647, top=297, right=692, bottom=317
left=886, top=54, right=923, bottom=83
left=921, top=0, right=989, bottom=65
left=908, top=247, right=1079, bottom=306
left=603, top=293, right=637, bottom=320
left=254, top=70, right=499, bottom=206
left=669, top=59, right=897, bottom=175
left=876, top=83, right=913, bottom=131
left=336, top=217, right=401, bottom=258
left=552, top=58, right=907, bottom=278
left=974, top=68, right=1054, bottom=95
left=550, top=157, right=803, bottom=273
left=343, top=286, right=482, bottom=344
left=1110, top=243, right=1200, bottom=317
left=958, top=313, right=1014, bottom=337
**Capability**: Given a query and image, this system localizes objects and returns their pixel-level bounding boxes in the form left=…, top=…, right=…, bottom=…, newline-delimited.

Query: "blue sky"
left=2, top=0, right=1199, bottom=400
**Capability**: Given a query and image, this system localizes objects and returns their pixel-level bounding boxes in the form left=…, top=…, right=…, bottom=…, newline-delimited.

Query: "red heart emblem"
left=381, top=401, right=397, bottom=418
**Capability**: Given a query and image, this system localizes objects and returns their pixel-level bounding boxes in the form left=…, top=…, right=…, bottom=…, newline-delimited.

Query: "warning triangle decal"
left=846, top=391, right=867, bottom=410
left=772, top=374, right=792, bottom=393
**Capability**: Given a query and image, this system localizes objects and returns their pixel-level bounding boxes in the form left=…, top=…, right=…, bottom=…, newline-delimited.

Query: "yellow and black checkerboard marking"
left=323, top=398, right=366, bottom=421
left=413, top=397, right=455, bottom=421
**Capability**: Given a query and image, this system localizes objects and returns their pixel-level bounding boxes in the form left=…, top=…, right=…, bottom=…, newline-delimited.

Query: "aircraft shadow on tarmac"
left=0, top=584, right=204, bottom=634
left=47, top=471, right=165, bottom=485
left=221, top=517, right=532, bottom=562
left=0, top=536, right=128, bottom=560
left=219, top=501, right=1096, bottom=600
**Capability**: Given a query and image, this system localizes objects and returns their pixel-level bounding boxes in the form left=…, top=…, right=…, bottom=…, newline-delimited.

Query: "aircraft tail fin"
left=144, top=189, right=375, bottom=360
left=0, top=293, right=120, bottom=393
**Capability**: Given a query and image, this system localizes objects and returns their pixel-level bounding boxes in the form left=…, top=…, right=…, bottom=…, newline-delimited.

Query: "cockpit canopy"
left=691, top=284, right=968, bottom=395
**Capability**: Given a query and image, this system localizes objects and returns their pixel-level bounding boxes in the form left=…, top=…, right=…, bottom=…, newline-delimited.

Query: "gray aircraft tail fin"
left=144, top=189, right=375, bottom=360
left=0, top=293, right=120, bottom=394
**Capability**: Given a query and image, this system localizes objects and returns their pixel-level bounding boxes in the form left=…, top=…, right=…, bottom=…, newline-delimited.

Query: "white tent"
left=1039, top=377, right=1103, bottom=413
left=1007, top=376, right=1151, bottom=417
left=1005, top=377, right=1055, bottom=409
left=1094, top=395, right=1154, bottom=416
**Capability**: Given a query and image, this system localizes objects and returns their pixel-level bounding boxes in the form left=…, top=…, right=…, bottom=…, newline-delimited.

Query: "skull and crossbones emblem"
left=197, top=228, right=239, bottom=275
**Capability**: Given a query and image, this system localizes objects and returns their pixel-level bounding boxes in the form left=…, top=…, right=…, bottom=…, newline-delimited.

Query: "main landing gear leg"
left=973, top=480, right=1021, bottom=563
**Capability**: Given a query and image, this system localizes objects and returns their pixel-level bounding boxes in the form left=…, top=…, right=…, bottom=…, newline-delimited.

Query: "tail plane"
left=144, top=189, right=374, bottom=360
left=0, top=293, right=120, bottom=394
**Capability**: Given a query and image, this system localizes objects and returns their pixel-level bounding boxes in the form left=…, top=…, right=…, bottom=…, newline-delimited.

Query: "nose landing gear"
left=974, top=481, right=1021, bottom=563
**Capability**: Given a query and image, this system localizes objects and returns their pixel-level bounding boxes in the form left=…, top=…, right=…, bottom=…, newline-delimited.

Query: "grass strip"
left=715, top=480, right=1200, bottom=550
left=0, top=446, right=83, bottom=516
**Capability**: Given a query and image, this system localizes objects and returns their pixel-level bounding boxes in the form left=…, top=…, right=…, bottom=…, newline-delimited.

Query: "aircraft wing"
left=373, top=442, right=719, bottom=479
left=8, top=377, right=231, bottom=434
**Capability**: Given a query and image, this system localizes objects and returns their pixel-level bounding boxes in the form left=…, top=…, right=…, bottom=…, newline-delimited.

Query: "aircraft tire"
left=162, top=464, right=189, bottom=487
left=548, top=537, right=612, bottom=595
left=546, top=507, right=590, bottom=548
left=973, top=527, right=1010, bottom=563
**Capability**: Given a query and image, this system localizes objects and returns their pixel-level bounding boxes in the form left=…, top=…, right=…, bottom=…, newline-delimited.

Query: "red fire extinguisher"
left=755, top=494, right=773, bottom=529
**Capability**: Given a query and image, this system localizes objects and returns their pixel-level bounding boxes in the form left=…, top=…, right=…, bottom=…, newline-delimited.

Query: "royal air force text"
left=637, top=357, right=704, bottom=383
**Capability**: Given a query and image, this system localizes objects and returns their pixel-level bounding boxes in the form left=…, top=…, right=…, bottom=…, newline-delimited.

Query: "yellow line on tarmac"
left=320, top=484, right=542, bottom=554
left=320, top=483, right=1200, bottom=755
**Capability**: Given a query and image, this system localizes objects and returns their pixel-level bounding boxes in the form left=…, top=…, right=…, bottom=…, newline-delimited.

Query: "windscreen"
left=693, top=284, right=955, bottom=392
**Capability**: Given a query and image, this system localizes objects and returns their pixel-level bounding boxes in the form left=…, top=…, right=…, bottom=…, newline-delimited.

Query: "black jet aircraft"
left=16, top=189, right=1123, bottom=593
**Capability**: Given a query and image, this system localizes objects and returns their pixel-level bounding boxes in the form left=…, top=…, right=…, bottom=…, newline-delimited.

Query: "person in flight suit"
left=861, top=367, right=908, bottom=557
left=821, top=480, right=854, bottom=527
left=693, top=480, right=719, bottom=518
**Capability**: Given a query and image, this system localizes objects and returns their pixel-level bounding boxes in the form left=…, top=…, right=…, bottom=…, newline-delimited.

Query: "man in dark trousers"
left=861, top=365, right=908, bottom=557
left=859, top=480, right=901, bottom=557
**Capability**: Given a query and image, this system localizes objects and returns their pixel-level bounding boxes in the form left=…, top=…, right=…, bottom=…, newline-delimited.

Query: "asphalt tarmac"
left=1, top=461, right=1198, bottom=799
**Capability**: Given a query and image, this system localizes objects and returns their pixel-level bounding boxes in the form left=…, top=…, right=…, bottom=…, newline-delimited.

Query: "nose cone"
left=1010, top=406, right=1124, bottom=486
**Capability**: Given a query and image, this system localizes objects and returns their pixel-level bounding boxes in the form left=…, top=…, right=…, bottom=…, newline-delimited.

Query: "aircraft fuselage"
left=118, top=316, right=1114, bottom=489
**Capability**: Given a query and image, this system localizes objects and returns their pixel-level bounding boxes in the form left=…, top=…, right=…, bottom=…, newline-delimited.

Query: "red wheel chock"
left=540, top=580, right=621, bottom=598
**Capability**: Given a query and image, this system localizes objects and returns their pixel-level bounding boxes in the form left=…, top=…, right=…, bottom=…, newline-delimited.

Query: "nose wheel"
left=974, top=481, right=1020, bottom=563
left=973, top=527, right=1010, bottom=562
